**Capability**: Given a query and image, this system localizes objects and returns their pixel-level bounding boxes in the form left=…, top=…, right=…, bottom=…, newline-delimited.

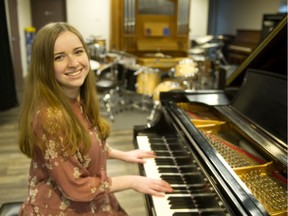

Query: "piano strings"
left=181, top=103, right=288, bottom=216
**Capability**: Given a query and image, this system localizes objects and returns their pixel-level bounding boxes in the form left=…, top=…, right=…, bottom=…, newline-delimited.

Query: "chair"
left=0, top=202, right=22, bottom=216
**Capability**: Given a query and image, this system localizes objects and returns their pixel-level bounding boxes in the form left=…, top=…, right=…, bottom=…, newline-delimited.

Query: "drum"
left=136, top=68, right=161, bottom=96
left=86, top=38, right=106, bottom=62
left=152, top=81, right=183, bottom=102
left=175, top=58, right=198, bottom=78
left=118, top=62, right=140, bottom=92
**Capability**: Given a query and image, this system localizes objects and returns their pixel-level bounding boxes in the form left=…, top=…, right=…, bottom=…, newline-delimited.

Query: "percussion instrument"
left=89, top=60, right=100, bottom=71
left=174, top=58, right=199, bottom=89
left=136, top=68, right=161, bottom=96
left=152, top=81, right=183, bottom=102
left=117, top=62, right=140, bottom=92
left=86, top=37, right=106, bottom=62
left=193, top=35, right=214, bottom=44
left=175, top=58, right=198, bottom=78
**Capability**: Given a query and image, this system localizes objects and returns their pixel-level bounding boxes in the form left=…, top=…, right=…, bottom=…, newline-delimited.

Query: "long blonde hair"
left=19, top=22, right=110, bottom=158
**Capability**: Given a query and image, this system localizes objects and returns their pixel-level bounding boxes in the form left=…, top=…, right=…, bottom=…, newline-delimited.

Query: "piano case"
left=133, top=15, right=287, bottom=216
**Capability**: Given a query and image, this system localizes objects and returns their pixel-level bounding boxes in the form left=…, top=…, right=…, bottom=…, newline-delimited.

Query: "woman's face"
left=53, top=31, right=89, bottom=98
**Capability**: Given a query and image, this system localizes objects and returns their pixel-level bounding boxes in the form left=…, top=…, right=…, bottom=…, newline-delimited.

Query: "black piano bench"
left=0, top=202, right=22, bottom=216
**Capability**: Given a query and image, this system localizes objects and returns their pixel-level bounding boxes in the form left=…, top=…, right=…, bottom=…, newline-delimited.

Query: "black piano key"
left=173, top=211, right=227, bottom=216
left=193, top=195, right=219, bottom=208
left=169, top=194, right=220, bottom=208
left=155, top=157, right=194, bottom=166
left=174, top=157, right=195, bottom=165
left=168, top=196, right=194, bottom=209
left=168, top=186, right=190, bottom=194
left=148, top=136, right=179, bottom=141
left=173, top=213, right=199, bottom=216
left=187, top=185, right=210, bottom=193
left=149, top=142, right=185, bottom=151
left=148, top=139, right=165, bottom=143
left=155, top=158, right=176, bottom=165
left=168, top=195, right=223, bottom=210
left=154, top=157, right=192, bottom=166
left=183, top=174, right=206, bottom=185
left=165, top=137, right=181, bottom=141
left=158, top=167, right=178, bottom=173
left=167, top=184, right=209, bottom=195
left=151, top=145, right=168, bottom=151
left=155, top=151, right=171, bottom=157
left=158, top=166, right=198, bottom=174
left=170, top=145, right=187, bottom=151
left=179, top=166, right=199, bottom=173
left=161, top=175, right=185, bottom=184
left=173, top=151, right=192, bottom=157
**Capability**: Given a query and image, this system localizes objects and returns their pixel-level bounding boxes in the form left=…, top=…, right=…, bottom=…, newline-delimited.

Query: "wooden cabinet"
left=110, top=0, right=190, bottom=57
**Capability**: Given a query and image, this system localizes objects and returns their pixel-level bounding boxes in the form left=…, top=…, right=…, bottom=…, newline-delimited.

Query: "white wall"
left=189, top=0, right=209, bottom=39
left=66, top=0, right=110, bottom=44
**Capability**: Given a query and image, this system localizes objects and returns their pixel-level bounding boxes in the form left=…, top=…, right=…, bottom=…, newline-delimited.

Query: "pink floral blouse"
left=19, top=100, right=128, bottom=215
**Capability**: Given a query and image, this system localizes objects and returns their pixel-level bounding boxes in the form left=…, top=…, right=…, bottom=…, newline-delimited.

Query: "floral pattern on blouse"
left=19, top=100, right=127, bottom=216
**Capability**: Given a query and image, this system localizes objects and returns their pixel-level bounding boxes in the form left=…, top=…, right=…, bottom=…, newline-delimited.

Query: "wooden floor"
left=0, top=104, right=148, bottom=215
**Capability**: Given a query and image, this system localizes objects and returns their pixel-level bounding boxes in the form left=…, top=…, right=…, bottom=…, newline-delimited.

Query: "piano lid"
left=231, top=68, right=287, bottom=146
left=226, top=15, right=287, bottom=87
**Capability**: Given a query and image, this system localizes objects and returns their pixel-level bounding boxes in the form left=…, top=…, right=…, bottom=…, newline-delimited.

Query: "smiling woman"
left=17, top=22, right=173, bottom=216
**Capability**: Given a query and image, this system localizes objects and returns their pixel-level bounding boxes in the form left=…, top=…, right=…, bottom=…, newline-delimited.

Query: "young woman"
left=18, top=22, right=173, bottom=215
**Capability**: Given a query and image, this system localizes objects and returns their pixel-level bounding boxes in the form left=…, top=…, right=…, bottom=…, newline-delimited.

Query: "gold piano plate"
left=234, top=162, right=288, bottom=216
left=191, top=119, right=226, bottom=133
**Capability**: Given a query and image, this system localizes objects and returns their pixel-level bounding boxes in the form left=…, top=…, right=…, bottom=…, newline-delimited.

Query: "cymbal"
left=199, top=43, right=222, bottom=49
left=90, top=60, right=100, bottom=70
left=193, top=35, right=214, bottom=44
left=188, top=47, right=205, bottom=55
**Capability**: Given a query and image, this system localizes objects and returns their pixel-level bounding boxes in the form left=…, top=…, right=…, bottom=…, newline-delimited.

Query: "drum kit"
left=86, top=34, right=227, bottom=121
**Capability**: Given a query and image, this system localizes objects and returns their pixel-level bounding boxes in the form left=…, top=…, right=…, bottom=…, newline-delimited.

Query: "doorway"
left=31, top=0, right=67, bottom=31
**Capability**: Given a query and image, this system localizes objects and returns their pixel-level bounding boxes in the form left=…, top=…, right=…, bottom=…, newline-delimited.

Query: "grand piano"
left=133, top=15, right=287, bottom=216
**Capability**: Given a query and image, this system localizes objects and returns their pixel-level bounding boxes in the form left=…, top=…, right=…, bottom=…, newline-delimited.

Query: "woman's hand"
left=132, top=176, right=173, bottom=197
left=122, top=149, right=156, bottom=163
left=108, top=148, right=156, bottom=164
left=111, top=175, right=173, bottom=197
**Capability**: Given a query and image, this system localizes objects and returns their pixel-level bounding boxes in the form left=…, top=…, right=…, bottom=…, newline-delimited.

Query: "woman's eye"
left=54, top=55, right=64, bottom=61
left=75, top=49, right=85, bottom=55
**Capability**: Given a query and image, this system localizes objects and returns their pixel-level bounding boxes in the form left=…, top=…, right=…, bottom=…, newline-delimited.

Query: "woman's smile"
left=65, top=68, right=83, bottom=77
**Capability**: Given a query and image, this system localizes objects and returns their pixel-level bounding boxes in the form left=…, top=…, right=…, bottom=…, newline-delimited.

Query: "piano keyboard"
left=137, top=135, right=229, bottom=216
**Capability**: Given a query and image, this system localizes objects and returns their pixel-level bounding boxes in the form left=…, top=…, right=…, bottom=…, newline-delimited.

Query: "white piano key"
left=137, top=136, right=200, bottom=215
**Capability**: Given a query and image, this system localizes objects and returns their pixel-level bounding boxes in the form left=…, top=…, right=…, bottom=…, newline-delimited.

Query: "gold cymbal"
left=193, top=35, right=214, bottom=44
left=199, top=43, right=222, bottom=49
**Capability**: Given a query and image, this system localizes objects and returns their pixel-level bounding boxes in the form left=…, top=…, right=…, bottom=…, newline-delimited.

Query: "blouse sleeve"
left=32, top=107, right=111, bottom=202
